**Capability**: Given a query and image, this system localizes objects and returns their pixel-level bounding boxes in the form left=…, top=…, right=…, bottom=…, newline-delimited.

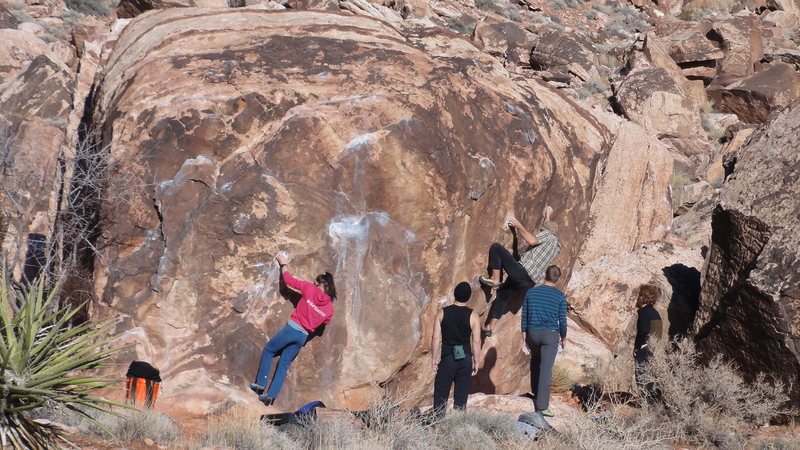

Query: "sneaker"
left=479, top=275, right=500, bottom=288
left=249, top=383, right=265, bottom=395
left=538, top=409, right=555, bottom=417
left=259, top=394, right=275, bottom=406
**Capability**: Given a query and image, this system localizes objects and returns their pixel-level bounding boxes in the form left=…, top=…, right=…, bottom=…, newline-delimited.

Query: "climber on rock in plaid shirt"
left=478, top=207, right=561, bottom=337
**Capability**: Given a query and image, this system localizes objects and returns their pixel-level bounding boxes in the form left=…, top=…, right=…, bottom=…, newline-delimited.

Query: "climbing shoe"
left=482, top=328, right=494, bottom=337
left=249, top=383, right=265, bottom=395
left=538, top=409, right=555, bottom=417
left=479, top=275, right=500, bottom=288
left=259, top=394, right=275, bottom=406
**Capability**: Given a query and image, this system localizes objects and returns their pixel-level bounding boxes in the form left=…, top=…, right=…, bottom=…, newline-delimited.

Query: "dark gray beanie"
left=454, top=282, right=472, bottom=302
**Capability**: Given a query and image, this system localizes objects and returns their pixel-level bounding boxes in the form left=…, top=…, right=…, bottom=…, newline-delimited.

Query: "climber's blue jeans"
left=254, top=323, right=307, bottom=398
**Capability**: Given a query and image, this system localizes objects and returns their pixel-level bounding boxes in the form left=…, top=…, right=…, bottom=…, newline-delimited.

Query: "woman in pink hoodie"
left=250, top=254, right=335, bottom=405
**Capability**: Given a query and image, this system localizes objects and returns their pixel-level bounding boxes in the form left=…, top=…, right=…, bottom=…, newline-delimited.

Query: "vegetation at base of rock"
left=65, top=0, right=110, bottom=16
left=677, top=0, right=736, bottom=22
left=670, top=171, right=693, bottom=190
left=474, top=0, right=521, bottom=22
left=0, top=274, right=125, bottom=448
left=550, top=362, right=576, bottom=393
left=443, top=16, right=476, bottom=36
left=638, top=339, right=788, bottom=448
left=550, top=0, right=585, bottom=10
left=201, top=407, right=299, bottom=450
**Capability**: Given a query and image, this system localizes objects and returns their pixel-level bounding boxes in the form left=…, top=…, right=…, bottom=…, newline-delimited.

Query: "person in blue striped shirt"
left=521, top=265, right=567, bottom=417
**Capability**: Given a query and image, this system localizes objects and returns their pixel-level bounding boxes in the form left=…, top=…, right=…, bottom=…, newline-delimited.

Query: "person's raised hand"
left=543, top=205, right=553, bottom=221
left=276, top=253, right=288, bottom=266
left=508, top=216, right=522, bottom=229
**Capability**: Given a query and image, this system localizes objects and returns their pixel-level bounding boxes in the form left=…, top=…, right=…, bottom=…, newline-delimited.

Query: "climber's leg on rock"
left=482, top=243, right=532, bottom=333
left=264, top=326, right=307, bottom=399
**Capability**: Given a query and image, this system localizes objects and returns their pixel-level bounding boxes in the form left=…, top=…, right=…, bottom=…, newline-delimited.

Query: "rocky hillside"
left=1, top=0, right=798, bottom=418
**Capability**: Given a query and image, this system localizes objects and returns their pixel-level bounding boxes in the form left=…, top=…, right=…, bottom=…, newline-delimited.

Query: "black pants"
left=433, top=353, right=472, bottom=418
left=488, top=243, right=533, bottom=319
left=635, top=348, right=657, bottom=402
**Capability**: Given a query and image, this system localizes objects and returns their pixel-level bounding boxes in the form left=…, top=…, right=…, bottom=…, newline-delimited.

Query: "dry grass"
left=550, top=362, right=576, bottom=393
left=201, top=407, right=300, bottom=450
left=537, top=403, right=679, bottom=449
left=638, top=339, right=788, bottom=448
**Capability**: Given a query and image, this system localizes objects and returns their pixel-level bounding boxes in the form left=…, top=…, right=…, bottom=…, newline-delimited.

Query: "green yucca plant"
left=0, top=272, right=125, bottom=448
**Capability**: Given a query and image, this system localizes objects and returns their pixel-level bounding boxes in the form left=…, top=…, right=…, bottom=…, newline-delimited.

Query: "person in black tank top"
left=431, top=282, right=481, bottom=419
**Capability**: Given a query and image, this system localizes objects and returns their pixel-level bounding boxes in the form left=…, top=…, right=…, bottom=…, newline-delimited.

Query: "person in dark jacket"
left=430, top=282, right=481, bottom=419
left=634, top=284, right=662, bottom=400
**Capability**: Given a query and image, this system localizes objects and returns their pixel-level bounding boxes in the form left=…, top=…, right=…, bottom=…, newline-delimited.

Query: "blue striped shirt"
left=521, top=285, right=567, bottom=338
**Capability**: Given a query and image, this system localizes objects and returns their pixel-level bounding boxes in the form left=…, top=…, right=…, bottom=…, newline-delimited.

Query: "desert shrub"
left=65, top=0, right=109, bottom=16
left=475, top=0, right=521, bottom=21
left=2, top=275, right=126, bottom=448
left=755, top=436, right=800, bottom=449
left=699, top=100, right=727, bottom=141
left=299, top=417, right=379, bottom=449
left=670, top=171, right=692, bottom=190
left=436, top=409, right=519, bottom=448
left=550, top=363, right=577, bottom=392
left=201, top=409, right=299, bottom=450
left=606, top=5, right=649, bottom=39
left=444, top=16, right=477, bottom=36
left=678, top=0, right=735, bottom=21
left=551, top=0, right=583, bottom=9
left=577, top=75, right=609, bottom=100
left=360, top=396, right=436, bottom=448
left=537, top=404, right=679, bottom=449
left=638, top=339, right=788, bottom=448
left=475, top=0, right=505, bottom=15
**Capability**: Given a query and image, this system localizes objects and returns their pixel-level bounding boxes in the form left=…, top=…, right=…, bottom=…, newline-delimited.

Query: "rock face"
left=568, top=237, right=703, bottom=390
left=719, top=62, right=800, bottom=124
left=612, top=36, right=704, bottom=139
left=90, top=9, right=619, bottom=417
left=694, top=99, right=800, bottom=406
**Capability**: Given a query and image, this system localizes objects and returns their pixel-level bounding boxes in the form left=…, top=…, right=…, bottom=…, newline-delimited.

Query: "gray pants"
left=527, top=328, right=560, bottom=411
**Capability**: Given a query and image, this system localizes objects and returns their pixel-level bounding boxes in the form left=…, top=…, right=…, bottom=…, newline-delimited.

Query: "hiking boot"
left=249, top=383, right=265, bottom=395
left=537, top=409, right=555, bottom=417
left=478, top=275, right=500, bottom=288
left=259, top=394, right=275, bottom=406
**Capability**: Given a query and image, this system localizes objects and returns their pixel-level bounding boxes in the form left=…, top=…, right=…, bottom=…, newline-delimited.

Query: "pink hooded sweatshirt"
left=283, top=271, right=334, bottom=332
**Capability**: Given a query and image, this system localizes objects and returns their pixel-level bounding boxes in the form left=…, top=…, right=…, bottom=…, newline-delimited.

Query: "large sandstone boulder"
left=0, top=54, right=73, bottom=270
left=719, top=62, right=800, bottom=124
left=472, top=18, right=530, bottom=67
left=575, top=120, right=673, bottom=264
left=694, top=99, right=800, bottom=407
left=89, top=8, right=619, bottom=418
left=612, top=35, right=705, bottom=139
left=529, top=30, right=597, bottom=82
left=706, top=12, right=764, bottom=100
left=568, top=237, right=704, bottom=391
left=0, top=29, right=59, bottom=82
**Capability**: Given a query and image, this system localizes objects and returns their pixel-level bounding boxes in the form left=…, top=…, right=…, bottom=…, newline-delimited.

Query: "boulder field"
left=86, top=8, right=677, bottom=416
left=2, top=0, right=799, bottom=420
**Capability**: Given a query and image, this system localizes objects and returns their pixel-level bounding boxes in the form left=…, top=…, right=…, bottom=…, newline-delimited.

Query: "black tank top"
left=441, top=305, right=473, bottom=349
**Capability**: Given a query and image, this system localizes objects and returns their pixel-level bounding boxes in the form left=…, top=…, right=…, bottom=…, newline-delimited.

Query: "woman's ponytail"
left=316, top=272, right=336, bottom=300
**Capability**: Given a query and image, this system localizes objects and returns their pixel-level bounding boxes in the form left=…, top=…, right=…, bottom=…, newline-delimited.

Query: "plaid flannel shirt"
left=519, top=231, right=561, bottom=284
